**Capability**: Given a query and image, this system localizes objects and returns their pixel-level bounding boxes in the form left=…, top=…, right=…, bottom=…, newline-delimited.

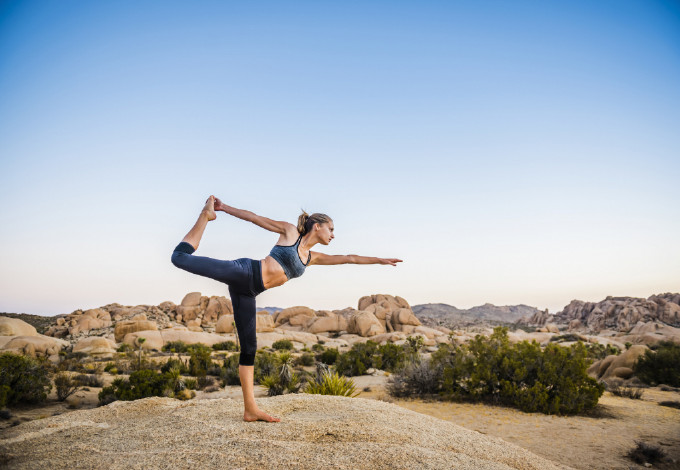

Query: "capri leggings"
left=171, top=241, right=266, bottom=366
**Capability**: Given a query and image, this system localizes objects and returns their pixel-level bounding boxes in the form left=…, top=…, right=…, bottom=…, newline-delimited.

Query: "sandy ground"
left=2, top=373, right=679, bottom=469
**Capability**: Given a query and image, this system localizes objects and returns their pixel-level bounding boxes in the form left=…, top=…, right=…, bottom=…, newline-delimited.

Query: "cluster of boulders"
left=587, top=344, right=649, bottom=383
left=555, top=293, right=680, bottom=333
left=0, top=317, right=69, bottom=362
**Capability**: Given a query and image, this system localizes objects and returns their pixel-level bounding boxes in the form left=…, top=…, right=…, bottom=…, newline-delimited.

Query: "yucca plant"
left=305, top=369, right=359, bottom=397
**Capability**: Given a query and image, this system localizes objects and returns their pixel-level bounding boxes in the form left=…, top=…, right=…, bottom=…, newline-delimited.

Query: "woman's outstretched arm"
left=309, top=252, right=403, bottom=266
left=214, top=197, right=292, bottom=234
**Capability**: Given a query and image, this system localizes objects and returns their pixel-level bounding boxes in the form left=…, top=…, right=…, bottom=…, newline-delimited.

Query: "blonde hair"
left=297, top=210, right=332, bottom=235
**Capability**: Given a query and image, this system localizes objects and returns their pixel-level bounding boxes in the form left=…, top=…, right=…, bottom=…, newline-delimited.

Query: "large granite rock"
left=0, top=394, right=570, bottom=470
left=0, top=317, right=38, bottom=337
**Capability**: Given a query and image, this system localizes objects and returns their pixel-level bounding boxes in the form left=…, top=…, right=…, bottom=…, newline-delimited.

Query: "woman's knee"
left=171, top=242, right=196, bottom=267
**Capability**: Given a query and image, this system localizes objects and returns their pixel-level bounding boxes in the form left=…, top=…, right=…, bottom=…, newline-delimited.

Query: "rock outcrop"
left=587, top=345, right=649, bottom=381
left=556, top=293, right=680, bottom=333
left=0, top=394, right=571, bottom=470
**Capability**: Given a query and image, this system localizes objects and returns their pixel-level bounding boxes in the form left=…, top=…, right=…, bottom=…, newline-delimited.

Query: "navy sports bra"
left=269, top=233, right=311, bottom=280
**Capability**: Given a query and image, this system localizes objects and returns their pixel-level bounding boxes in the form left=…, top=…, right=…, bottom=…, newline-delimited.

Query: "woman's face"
left=316, top=221, right=335, bottom=245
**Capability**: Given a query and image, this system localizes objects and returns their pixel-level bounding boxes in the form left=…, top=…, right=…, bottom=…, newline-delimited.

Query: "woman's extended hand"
left=213, top=196, right=224, bottom=211
left=379, top=258, right=403, bottom=266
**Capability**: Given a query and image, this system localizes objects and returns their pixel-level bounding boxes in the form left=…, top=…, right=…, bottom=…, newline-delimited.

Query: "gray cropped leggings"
left=171, top=242, right=266, bottom=366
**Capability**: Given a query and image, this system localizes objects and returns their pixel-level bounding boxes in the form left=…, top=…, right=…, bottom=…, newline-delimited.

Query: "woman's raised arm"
left=309, top=252, right=403, bottom=266
left=214, top=197, right=292, bottom=234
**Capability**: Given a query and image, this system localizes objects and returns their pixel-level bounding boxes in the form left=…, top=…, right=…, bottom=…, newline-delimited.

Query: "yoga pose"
left=171, top=196, right=403, bottom=422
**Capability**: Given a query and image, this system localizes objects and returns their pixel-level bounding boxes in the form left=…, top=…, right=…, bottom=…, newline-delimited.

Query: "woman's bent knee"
left=171, top=242, right=196, bottom=267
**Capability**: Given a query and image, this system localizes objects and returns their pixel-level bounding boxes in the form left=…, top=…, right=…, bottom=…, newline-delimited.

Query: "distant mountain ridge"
left=412, top=303, right=542, bottom=328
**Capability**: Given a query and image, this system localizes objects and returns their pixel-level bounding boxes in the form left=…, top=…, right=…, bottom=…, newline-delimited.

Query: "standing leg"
left=181, top=195, right=217, bottom=250
left=230, top=288, right=280, bottom=423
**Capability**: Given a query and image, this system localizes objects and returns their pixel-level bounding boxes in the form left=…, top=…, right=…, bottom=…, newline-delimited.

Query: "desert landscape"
left=1, top=292, right=679, bottom=469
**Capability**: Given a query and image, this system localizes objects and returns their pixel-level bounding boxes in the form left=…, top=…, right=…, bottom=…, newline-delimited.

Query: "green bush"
left=54, top=373, right=79, bottom=401
left=160, top=358, right=189, bottom=375
left=254, top=351, right=278, bottom=384
left=272, top=339, right=294, bottom=350
left=73, top=373, right=104, bottom=387
left=583, top=343, right=620, bottom=361
left=312, top=343, right=324, bottom=352
left=162, top=341, right=189, bottom=353
left=334, top=341, right=409, bottom=376
left=0, top=352, right=52, bottom=408
left=335, top=341, right=380, bottom=376
left=389, top=327, right=605, bottom=415
left=258, top=352, right=301, bottom=396
left=187, top=344, right=214, bottom=377
left=317, top=347, right=339, bottom=365
left=212, top=341, right=238, bottom=351
left=295, top=352, right=315, bottom=367
left=634, top=341, right=680, bottom=387
left=97, top=367, right=196, bottom=405
left=305, top=370, right=358, bottom=397
left=220, top=354, right=241, bottom=386
left=116, top=343, right=131, bottom=353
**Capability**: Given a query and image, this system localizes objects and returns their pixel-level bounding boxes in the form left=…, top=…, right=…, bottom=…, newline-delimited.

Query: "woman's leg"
left=181, top=196, right=216, bottom=250
left=230, top=287, right=280, bottom=423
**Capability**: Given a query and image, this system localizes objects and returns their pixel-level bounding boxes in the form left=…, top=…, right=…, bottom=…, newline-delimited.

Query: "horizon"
left=1, top=1, right=679, bottom=316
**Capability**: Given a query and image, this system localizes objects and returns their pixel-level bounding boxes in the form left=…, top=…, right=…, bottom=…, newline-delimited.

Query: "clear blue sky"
left=1, top=0, right=679, bottom=316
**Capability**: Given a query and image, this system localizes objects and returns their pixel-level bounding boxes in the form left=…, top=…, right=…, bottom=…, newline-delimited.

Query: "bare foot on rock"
left=202, top=196, right=217, bottom=221
left=243, top=409, right=281, bottom=423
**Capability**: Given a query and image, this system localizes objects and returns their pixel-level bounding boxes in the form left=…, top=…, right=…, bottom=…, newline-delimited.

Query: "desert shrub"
left=187, top=344, right=214, bottom=377
left=633, top=341, right=680, bottom=387
left=405, top=336, right=425, bottom=355
left=73, top=373, right=104, bottom=388
left=659, top=400, right=680, bottom=409
left=0, top=353, right=52, bottom=407
left=103, top=362, right=118, bottom=374
left=608, top=384, right=644, bottom=399
left=220, top=354, right=241, bottom=386
left=258, top=352, right=301, bottom=396
left=198, top=375, right=216, bottom=390
left=377, top=343, right=408, bottom=372
left=317, top=347, right=339, bottom=365
left=54, top=373, right=79, bottom=401
left=335, top=341, right=380, bottom=376
left=116, top=343, right=130, bottom=353
left=272, top=339, right=294, bottom=350
left=254, top=351, right=278, bottom=383
left=295, top=353, right=315, bottom=367
left=184, top=378, right=197, bottom=390
left=624, top=342, right=632, bottom=350
left=387, top=358, right=442, bottom=398
left=397, top=327, right=604, bottom=415
left=312, top=343, right=324, bottom=352
left=212, top=341, right=238, bottom=351
left=305, top=370, right=358, bottom=397
left=97, top=367, right=196, bottom=405
left=160, top=358, right=189, bottom=375
left=583, top=343, right=621, bottom=361
left=162, top=341, right=189, bottom=353
left=626, top=441, right=665, bottom=465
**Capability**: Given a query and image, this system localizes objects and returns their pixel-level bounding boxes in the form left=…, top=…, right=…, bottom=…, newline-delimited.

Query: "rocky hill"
left=0, top=394, right=571, bottom=470
left=555, top=293, right=680, bottom=332
left=413, top=303, right=541, bottom=329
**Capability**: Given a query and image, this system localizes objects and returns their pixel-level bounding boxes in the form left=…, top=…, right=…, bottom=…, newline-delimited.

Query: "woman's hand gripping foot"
left=203, top=195, right=217, bottom=221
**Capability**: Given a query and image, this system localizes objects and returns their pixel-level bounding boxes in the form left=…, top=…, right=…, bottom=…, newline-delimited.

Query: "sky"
left=1, top=0, right=679, bottom=316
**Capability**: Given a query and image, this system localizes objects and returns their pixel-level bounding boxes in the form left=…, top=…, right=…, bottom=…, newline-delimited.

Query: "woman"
left=171, top=196, right=403, bottom=422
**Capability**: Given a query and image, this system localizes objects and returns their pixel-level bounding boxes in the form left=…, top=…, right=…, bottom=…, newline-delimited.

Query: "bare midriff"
left=260, top=256, right=289, bottom=290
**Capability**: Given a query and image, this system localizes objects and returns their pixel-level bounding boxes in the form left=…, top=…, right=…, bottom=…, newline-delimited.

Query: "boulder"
left=273, top=306, right=316, bottom=326
left=114, top=320, right=158, bottom=342
left=123, top=330, right=164, bottom=351
left=186, top=319, right=203, bottom=332
left=215, top=315, right=235, bottom=334
left=181, top=292, right=202, bottom=307
left=73, top=337, right=118, bottom=356
left=203, top=296, right=233, bottom=325
left=256, top=312, right=275, bottom=332
left=1, top=335, right=67, bottom=358
left=307, top=314, right=348, bottom=334
left=159, top=329, right=232, bottom=347
left=587, top=344, right=649, bottom=380
left=0, top=317, right=38, bottom=337
left=347, top=311, right=385, bottom=337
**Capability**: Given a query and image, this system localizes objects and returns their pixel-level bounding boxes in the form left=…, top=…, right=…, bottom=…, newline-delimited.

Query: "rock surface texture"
left=0, top=394, right=571, bottom=470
